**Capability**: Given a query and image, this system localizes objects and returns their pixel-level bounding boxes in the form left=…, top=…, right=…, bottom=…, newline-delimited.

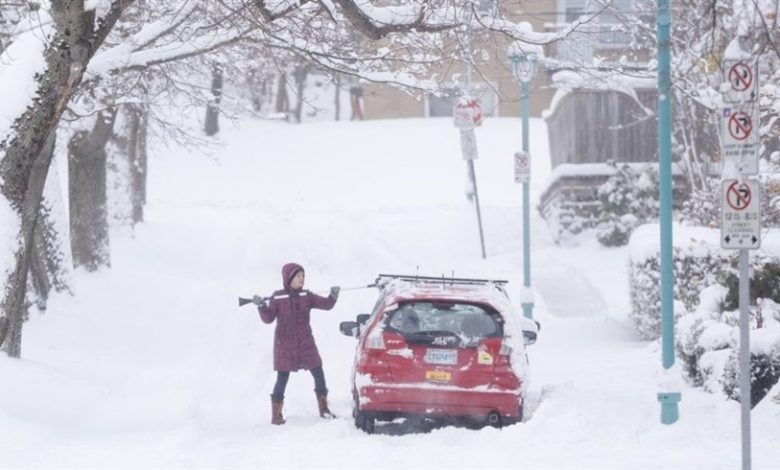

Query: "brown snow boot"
left=316, top=394, right=336, bottom=419
left=271, top=399, right=286, bottom=425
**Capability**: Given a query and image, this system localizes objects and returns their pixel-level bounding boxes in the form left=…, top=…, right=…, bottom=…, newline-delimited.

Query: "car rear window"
left=386, top=301, right=501, bottom=340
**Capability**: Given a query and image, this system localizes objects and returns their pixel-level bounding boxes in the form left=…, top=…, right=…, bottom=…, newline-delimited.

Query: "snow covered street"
left=1, top=117, right=778, bottom=469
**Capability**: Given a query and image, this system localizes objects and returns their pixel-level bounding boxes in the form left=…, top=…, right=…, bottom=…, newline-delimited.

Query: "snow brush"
left=238, top=284, right=377, bottom=307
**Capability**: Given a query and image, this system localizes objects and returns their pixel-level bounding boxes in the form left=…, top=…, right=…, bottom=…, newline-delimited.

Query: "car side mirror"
left=522, top=330, right=537, bottom=346
left=356, top=314, right=370, bottom=325
left=340, top=321, right=360, bottom=338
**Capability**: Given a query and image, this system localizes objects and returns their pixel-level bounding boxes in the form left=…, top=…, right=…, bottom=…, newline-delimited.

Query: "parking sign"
left=514, top=151, right=530, bottom=183
left=721, top=179, right=760, bottom=249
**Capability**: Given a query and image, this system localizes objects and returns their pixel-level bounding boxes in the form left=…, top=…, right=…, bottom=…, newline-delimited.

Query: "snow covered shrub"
left=674, top=261, right=780, bottom=406
left=678, top=180, right=720, bottom=228
left=721, top=346, right=780, bottom=408
left=596, top=162, right=659, bottom=247
left=628, top=226, right=728, bottom=339
left=676, top=285, right=731, bottom=388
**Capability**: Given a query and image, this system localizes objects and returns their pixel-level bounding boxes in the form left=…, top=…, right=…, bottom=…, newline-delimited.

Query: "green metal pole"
left=521, top=80, right=533, bottom=319
left=656, top=0, right=680, bottom=424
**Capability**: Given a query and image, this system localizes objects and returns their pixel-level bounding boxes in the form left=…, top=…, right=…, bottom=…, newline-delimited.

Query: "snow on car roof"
left=379, top=277, right=511, bottom=309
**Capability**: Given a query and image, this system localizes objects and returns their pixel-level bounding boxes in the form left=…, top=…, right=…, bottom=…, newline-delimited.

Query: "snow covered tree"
left=617, top=1, right=779, bottom=192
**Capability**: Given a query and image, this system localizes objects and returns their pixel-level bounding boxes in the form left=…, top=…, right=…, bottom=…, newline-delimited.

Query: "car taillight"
left=497, top=339, right=512, bottom=365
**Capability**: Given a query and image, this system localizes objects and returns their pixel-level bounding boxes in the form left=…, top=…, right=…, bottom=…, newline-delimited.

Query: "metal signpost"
left=508, top=47, right=538, bottom=320
left=453, top=97, right=486, bottom=259
left=720, top=51, right=759, bottom=470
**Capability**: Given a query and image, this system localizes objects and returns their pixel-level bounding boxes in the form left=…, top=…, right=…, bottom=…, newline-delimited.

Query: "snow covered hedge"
left=628, top=225, right=727, bottom=339
left=629, top=224, right=780, bottom=406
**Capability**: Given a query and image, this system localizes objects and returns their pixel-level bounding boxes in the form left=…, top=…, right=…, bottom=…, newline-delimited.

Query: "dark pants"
left=271, top=366, right=327, bottom=402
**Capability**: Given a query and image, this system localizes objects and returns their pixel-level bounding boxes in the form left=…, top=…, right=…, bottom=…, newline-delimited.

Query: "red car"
left=339, top=274, right=539, bottom=433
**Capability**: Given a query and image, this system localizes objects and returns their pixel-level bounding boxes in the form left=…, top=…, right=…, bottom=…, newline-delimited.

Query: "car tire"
left=355, top=409, right=375, bottom=434
left=486, top=411, right=502, bottom=428
left=353, top=397, right=375, bottom=434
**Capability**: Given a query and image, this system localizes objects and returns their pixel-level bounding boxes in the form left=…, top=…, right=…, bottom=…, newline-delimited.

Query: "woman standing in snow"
left=254, top=262, right=340, bottom=425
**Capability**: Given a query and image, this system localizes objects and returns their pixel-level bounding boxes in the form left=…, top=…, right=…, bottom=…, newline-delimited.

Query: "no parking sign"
left=514, top=151, right=530, bottom=183
left=721, top=106, right=758, bottom=175
left=721, top=179, right=760, bottom=249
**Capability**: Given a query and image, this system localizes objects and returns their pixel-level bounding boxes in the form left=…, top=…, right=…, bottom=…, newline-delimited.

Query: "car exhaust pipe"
left=487, top=411, right=501, bottom=427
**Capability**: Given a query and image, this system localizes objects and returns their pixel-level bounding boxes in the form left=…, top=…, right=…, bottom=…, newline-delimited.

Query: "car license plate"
left=425, top=370, right=452, bottom=382
left=424, top=348, right=457, bottom=365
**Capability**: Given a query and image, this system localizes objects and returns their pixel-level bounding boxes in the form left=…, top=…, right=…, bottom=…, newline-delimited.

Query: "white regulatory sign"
left=721, top=106, right=759, bottom=175
left=460, top=129, right=478, bottom=160
left=721, top=179, right=761, bottom=249
left=453, top=99, right=483, bottom=130
left=723, top=59, right=758, bottom=103
left=514, top=151, right=530, bottom=183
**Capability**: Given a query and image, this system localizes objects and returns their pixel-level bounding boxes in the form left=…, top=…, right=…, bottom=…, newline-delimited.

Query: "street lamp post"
left=509, top=48, right=539, bottom=320
left=656, top=0, right=681, bottom=425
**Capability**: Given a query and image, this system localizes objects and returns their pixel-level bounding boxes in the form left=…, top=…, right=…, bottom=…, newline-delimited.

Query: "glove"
left=253, top=295, right=268, bottom=308
left=329, top=286, right=340, bottom=300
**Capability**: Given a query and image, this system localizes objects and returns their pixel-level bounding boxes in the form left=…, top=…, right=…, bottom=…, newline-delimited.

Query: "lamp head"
left=509, top=50, right=539, bottom=84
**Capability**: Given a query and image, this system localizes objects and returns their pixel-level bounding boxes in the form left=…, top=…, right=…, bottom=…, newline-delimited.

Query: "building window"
left=565, top=7, right=584, bottom=23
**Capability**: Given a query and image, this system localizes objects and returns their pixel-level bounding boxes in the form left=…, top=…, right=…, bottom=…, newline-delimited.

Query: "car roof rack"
left=375, top=273, right=508, bottom=287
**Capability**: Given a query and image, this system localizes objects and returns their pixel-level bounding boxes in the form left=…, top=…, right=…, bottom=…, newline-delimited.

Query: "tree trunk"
left=29, top=139, right=70, bottom=311
left=292, top=65, right=310, bottom=123
left=68, top=109, right=117, bottom=271
left=126, top=104, right=148, bottom=225
left=0, top=1, right=129, bottom=358
left=204, top=63, right=223, bottom=136
left=275, top=72, right=289, bottom=116
left=0, top=129, right=57, bottom=357
left=334, top=74, right=341, bottom=121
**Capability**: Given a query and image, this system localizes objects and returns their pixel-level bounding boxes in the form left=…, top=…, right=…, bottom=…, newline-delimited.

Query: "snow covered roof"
left=377, top=276, right=511, bottom=310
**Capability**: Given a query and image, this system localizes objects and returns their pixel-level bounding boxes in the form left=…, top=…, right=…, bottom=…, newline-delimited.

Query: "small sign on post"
left=460, top=129, right=478, bottom=160
left=514, top=151, right=530, bottom=183
left=723, top=59, right=758, bottom=103
left=721, top=179, right=761, bottom=249
left=721, top=106, right=759, bottom=175
left=453, top=99, right=482, bottom=130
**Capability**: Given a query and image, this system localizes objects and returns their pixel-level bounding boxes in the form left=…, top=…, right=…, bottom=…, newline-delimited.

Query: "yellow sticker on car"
left=425, top=370, right=452, bottom=382
left=478, top=350, right=494, bottom=365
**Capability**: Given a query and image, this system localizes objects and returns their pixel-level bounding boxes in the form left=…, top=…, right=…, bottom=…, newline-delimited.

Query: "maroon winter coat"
left=258, top=263, right=337, bottom=371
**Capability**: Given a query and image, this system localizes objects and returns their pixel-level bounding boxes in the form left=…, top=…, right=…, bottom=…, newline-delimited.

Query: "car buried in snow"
left=339, top=274, right=539, bottom=433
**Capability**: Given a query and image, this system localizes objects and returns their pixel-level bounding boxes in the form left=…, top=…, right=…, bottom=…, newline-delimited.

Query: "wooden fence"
left=539, top=89, right=690, bottom=241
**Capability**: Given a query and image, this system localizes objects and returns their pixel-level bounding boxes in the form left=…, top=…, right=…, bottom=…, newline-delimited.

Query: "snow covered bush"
left=677, top=179, right=720, bottom=228
left=722, top=346, right=780, bottom=408
left=628, top=225, right=727, bottom=339
left=676, top=285, right=732, bottom=390
left=674, top=261, right=780, bottom=407
left=595, top=162, right=659, bottom=247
